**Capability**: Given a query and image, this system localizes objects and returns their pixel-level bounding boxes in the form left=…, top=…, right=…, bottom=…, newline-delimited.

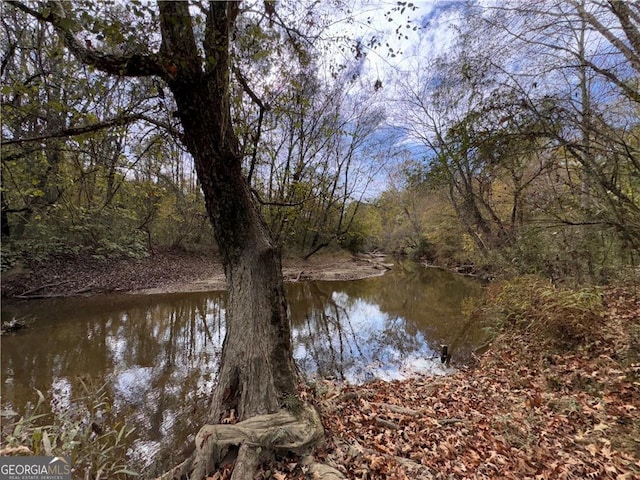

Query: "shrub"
left=0, top=378, right=138, bottom=478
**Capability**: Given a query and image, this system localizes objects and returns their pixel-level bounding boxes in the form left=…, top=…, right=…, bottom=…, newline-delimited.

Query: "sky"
left=318, top=1, right=473, bottom=191
left=333, top=1, right=470, bottom=79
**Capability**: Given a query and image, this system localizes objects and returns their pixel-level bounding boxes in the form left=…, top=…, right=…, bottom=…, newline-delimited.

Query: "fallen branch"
left=15, top=279, right=73, bottom=297
left=375, top=417, right=399, bottom=430
left=14, top=286, right=95, bottom=299
left=422, top=262, right=448, bottom=271
left=360, top=257, right=393, bottom=270
left=336, top=389, right=376, bottom=403
left=155, top=459, right=190, bottom=480
left=372, top=402, right=421, bottom=417
left=438, top=417, right=465, bottom=426
left=14, top=282, right=99, bottom=299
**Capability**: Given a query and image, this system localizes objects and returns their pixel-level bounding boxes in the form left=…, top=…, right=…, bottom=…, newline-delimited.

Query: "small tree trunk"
left=1, top=188, right=10, bottom=238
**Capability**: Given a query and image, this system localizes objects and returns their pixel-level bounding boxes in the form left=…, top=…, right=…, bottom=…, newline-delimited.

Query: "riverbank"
left=0, top=249, right=390, bottom=299
left=267, top=285, right=640, bottom=479
left=1, top=250, right=638, bottom=478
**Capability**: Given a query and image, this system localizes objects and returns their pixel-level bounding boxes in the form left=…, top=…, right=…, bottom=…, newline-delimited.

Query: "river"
left=1, top=261, right=484, bottom=469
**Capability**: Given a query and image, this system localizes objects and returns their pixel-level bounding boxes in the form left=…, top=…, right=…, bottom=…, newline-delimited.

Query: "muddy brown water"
left=1, top=261, right=484, bottom=468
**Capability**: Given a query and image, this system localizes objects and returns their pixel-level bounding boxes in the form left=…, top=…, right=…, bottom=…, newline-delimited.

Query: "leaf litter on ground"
left=255, top=286, right=639, bottom=479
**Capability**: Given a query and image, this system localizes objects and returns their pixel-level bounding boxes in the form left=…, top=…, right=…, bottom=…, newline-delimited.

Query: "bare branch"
left=2, top=114, right=144, bottom=146
left=251, top=188, right=305, bottom=207
left=583, top=58, right=640, bottom=104
left=609, top=0, right=640, bottom=64
left=569, top=0, right=640, bottom=74
left=138, top=114, right=185, bottom=142
left=232, top=65, right=268, bottom=110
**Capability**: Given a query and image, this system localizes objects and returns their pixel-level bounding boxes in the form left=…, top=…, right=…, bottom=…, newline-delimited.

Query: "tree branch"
left=138, top=114, right=185, bottom=142
left=1, top=114, right=145, bottom=146
left=570, top=0, right=640, bottom=74
left=232, top=65, right=268, bottom=110
left=250, top=188, right=305, bottom=207
left=609, top=0, right=640, bottom=67
left=232, top=65, right=271, bottom=186
left=582, top=59, right=640, bottom=104
left=7, top=0, right=166, bottom=79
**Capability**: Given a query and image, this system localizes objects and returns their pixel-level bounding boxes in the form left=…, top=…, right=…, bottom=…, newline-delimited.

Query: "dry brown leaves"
left=294, top=286, right=639, bottom=480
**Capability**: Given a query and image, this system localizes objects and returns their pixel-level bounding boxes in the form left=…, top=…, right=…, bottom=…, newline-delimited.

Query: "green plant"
left=1, top=240, right=21, bottom=271
left=1, top=379, right=138, bottom=479
left=462, top=274, right=608, bottom=355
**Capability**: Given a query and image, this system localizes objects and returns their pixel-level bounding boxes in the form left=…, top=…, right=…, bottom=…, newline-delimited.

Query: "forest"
left=2, top=1, right=639, bottom=281
left=1, top=1, right=639, bottom=479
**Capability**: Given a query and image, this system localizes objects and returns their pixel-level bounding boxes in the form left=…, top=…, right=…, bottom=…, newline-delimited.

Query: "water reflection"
left=289, top=263, right=484, bottom=382
left=1, top=262, right=484, bottom=465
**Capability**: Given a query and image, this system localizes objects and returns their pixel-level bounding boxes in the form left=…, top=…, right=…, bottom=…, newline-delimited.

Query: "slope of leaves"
left=253, top=286, right=639, bottom=479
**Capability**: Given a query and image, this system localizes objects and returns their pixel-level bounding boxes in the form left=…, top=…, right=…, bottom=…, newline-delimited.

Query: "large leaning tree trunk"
left=9, top=1, right=326, bottom=478
left=157, top=0, right=298, bottom=425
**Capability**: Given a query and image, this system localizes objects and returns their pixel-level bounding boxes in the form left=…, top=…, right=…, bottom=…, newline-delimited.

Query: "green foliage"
left=384, top=0, right=640, bottom=281
left=495, top=225, right=632, bottom=284
left=6, top=205, right=149, bottom=265
left=338, top=203, right=382, bottom=253
left=1, top=4, right=215, bottom=266
left=1, top=379, right=138, bottom=478
left=408, top=237, right=436, bottom=261
left=150, top=188, right=211, bottom=249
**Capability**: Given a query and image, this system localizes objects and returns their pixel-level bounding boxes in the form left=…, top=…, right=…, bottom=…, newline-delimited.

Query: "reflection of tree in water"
left=290, top=282, right=350, bottom=381
left=1, top=293, right=228, bottom=469
left=325, top=263, right=485, bottom=363
left=289, top=279, right=431, bottom=382
left=287, top=262, right=485, bottom=380
left=369, top=315, right=423, bottom=364
left=2, top=267, right=483, bottom=467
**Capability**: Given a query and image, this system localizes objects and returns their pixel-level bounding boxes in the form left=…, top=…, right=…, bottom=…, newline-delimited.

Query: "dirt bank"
left=0, top=250, right=390, bottom=299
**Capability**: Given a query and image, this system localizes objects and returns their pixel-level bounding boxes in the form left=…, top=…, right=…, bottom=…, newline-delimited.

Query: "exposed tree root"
left=157, top=404, right=333, bottom=480
left=305, top=462, right=346, bottom=479
left=191, top=405, right=323, bottom=478
left=229, top=443, right=268, bottom=480
left=0, top=446, right=33, bottom=455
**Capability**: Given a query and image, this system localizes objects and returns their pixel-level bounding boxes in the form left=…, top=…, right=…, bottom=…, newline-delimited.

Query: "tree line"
left=1, top=1, right=387, bottom=267
left=3, top=2, right=636, bottom=284
left=361, top=0, right=639, bottom=283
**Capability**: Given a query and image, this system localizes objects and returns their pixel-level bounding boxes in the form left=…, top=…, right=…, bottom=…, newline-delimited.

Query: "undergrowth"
left=468, top=275, right=605, bottom=349
left=0, top=377, right=138, bottom=479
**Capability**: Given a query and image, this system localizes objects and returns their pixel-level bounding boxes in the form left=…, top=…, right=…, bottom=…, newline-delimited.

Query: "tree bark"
left=1, top=188, right=11, bottom=237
